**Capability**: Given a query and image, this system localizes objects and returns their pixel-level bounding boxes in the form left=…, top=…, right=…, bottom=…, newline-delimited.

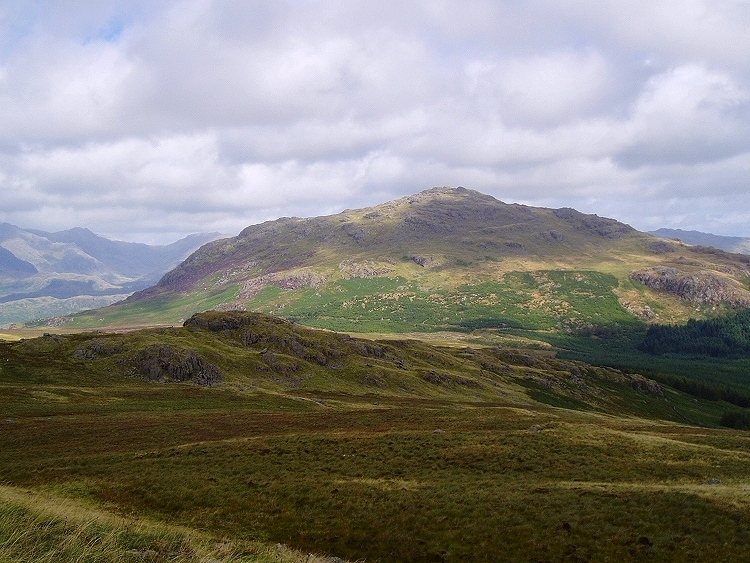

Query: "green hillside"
left=3, top=312, right=750, bottom=562
left=2, top=310, right=684, bottom=414
left=61, top=187, right=750, bottom=333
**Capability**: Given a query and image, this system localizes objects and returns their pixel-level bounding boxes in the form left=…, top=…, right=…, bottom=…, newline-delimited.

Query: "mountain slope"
left=0, top=310, right=710, bottom=420
left=33, top=227, right=221, bottom=280
left=0, top=246, right=37, bottom=277
left=145, top=187, right=636, bottom=295
left=67, top=187, right=750, bottom=332
left=0, top=224, right=222, bottom=325
left=650, top=228, right=750, bottom=255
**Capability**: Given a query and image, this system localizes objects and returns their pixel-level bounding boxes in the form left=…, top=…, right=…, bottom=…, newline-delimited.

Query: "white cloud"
left=464, top=50, right=615, bottom=126
left=17, top=134, right=224, bottom=200
left=618, top=65, right=749, bottom=166
left=0, top=0, right=749, bottom=242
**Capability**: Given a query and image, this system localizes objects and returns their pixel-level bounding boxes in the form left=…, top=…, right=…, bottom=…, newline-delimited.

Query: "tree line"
left=640, top=309, right=750, bottom=358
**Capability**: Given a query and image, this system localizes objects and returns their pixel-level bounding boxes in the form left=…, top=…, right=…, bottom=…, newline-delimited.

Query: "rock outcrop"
left=631, top=266, right=750, bottom=307
left=128, top=344, right=222, bottom=386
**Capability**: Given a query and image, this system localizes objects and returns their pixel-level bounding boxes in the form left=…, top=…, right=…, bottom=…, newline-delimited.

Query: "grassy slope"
left=0, top=311, right=692, bottom=414
left=7, top=402, right=750, bottom=563
left=3, top=312, right=750, bottom=561
left=0, top=485, right=328, bottom=563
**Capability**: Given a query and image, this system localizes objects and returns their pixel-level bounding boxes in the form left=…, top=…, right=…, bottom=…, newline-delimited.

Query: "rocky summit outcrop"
left=552, top=207, right=635, bottom=239
left=631, top=266, right=750, bottom=307
left=184, top=311, right=392, bottom=368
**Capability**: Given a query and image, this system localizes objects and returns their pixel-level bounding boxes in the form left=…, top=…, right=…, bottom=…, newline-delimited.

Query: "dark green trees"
left=641, top=309, right=750, bottom=358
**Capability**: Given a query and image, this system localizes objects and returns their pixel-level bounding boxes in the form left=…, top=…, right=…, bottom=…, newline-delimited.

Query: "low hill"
left=0, top=225, right=222, bottom=325
left=3, top=310, right=675, bottom=414
left=66, top=187, right=750, bottom=333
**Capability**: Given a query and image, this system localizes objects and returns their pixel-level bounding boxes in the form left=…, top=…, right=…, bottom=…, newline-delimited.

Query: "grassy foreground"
left=0, top=485, right=329, bottom=563
left=3, top=389, right=750, bottom=562
left=3, top=313, right=750, bottom=561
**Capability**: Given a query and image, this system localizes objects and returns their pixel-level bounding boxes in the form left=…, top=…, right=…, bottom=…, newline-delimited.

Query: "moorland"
left=4, top=187, right=750, bottom=562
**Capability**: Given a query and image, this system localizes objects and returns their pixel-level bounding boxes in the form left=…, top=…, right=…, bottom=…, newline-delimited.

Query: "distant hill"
left=650, top=228, right=750, bottom=255
left=0, top=246, right=37, bottom=277
left=28, top=227, right=221, bottom=279
left=0, top=225, right=223, bottom=325
left=67, top=187, right=750, bottom=332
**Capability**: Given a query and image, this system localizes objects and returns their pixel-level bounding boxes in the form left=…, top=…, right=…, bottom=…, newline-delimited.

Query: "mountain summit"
left=143, top=187, right=635, bottom=294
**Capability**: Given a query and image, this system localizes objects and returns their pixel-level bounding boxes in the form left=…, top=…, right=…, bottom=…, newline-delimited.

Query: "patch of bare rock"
left=631, top=266, right=750, bottom=307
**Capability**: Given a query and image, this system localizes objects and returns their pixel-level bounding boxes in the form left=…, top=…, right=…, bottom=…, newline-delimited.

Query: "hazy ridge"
left=0, top=224, right=222, bottom=325
left=650, top=228, right=750, bottom=255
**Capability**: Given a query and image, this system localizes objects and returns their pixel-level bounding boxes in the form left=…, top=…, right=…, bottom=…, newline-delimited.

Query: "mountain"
left=0, top=224, right=223, bottom=325
left=8, top=193, right=750, bottom=562
left=0, top=246, right=37, bottom=277
left=65, top=187, right=750, bottom=333
left=29, top=227, right=221, bottom=279
left=649, top=228, right=750, bottom=255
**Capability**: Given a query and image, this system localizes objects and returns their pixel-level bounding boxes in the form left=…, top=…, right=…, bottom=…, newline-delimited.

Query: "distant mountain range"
left=649, top=228, right=750, bottom=255
left=0, top=224, right=223, bottom=325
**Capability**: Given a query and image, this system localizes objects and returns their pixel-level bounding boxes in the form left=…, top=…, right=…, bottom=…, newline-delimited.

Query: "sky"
left=1, top=0, right=749, bottom=244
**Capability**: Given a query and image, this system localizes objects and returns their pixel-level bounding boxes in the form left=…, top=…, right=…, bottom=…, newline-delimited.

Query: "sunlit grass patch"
left=253, top=270, right=640, bottom=335
left=0, top=333, right=22, bottom=341
left=0, top=485, right=341, bottom=563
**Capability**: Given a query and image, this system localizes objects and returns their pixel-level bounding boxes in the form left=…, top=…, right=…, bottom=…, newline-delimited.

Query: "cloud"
left=618, top=65, right=750, bottom=166
left=463, top=50, right=615, bottom=127
left=0, top=0, right=749, bottom=242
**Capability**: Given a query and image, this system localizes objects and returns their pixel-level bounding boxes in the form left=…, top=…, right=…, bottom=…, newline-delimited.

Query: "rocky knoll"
left=128, top=344, right=222, bottom=386
left=631, top=266, right=750, bottom=307
left=184, top=310, right=391, bottom=367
